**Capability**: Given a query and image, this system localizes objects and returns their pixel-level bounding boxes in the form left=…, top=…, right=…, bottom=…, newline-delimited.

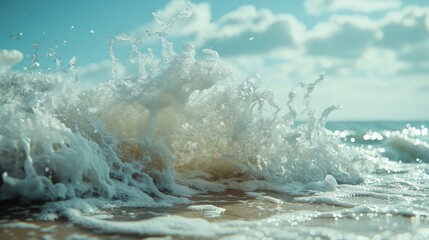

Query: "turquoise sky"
left=1, top=0, right=428, bottom=120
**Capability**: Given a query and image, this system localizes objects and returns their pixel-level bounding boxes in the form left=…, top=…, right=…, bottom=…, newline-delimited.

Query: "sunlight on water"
left=1, top=2, right=429, bottom=239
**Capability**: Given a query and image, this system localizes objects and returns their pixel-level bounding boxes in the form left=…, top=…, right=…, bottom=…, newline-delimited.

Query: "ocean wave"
left=329, top=122, right=429, bottom=163
left=0, top=35, right=377, bottom=204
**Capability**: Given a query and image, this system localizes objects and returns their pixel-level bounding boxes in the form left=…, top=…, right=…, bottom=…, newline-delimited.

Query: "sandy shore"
left=1, top=189, right=426, bottom=239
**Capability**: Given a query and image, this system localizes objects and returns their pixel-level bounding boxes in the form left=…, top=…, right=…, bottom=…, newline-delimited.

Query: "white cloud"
left=303, top=7, right=429, bottom=75
left=214, top=5, right=428, bottom=120
left=201, top=6, right=306, bottom=56
left=304, top=0, right=401, bottom=16
left=139, top=0, right=214, bottom=41
left=377, top=6, right=429, bottom=49
left=355, top=48, right=408, bottom=76
left=137, top=2, right=306, bottom=56
left=129, top=1, right=429, bottom=120
left=305, top=15, right=379, bottom=59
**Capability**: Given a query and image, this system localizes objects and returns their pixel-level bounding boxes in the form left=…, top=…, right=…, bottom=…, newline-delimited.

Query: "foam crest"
left=331, top=122, right=429, bottom=163
left=0, top=32, right=377, bottom=204
left=0, top=49, right=23, bottom=74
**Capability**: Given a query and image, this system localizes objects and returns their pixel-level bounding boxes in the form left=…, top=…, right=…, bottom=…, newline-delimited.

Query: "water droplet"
left=70, top=25, right=75, bottom=30
left=90, top=29, right=95, bottom=34
left=249, top=36, right=254, bottom=41
left=47, top=48, right=56, bottom=57
left=10, top=32, right=23, bottom=41
left=69, top=56, right=77, bottom=66
left=33, top=41, right=41, bottom=50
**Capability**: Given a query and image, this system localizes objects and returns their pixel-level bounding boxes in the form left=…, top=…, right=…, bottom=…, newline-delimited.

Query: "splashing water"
left=0, top=33, right=376, bottom=204
left=1, top=4, right=429, bottom=239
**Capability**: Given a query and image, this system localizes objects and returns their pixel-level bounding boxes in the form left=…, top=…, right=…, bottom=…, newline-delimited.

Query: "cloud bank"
left=304, top=0, right=402, bottom=16
left=126, top=0, right=429, bottom=120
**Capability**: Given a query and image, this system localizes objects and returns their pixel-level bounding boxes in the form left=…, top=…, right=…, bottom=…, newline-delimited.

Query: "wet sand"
left=1, top=189, right=426, bottom=239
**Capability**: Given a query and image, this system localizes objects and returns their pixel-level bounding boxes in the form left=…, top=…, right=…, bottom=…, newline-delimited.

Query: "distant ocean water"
left=326, top=121, right=429, bottom=163
left=1, top=11, right=429, bottom=239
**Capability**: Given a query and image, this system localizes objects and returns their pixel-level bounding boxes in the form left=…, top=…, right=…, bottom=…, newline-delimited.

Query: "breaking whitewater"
left=1, top=8, right=429, bottom=240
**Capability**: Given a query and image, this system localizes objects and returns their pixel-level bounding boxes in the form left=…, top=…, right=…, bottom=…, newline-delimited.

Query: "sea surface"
left=1, top=9, right=429, bottom=239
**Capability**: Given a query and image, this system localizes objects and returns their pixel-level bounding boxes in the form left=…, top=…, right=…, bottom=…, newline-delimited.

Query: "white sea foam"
left=63, top=201, right=429, bottom=239
left=187, top=204, right=226, bottom=217
left=0, top=32, right=374, bottom=206
left=0, top=49, right=23, bottom=74
left=0, top=35, right=392, bottom=239
left=65, top=208, right=228, bottom=238
left=0, top=222, right=40, bottom=229
left=1, top=3, right=429, bottom=239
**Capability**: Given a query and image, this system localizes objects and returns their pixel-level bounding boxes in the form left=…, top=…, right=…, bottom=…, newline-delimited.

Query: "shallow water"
left=2, top=188, right=429, bottom=239
left=1, top=4, right=429, bottom=239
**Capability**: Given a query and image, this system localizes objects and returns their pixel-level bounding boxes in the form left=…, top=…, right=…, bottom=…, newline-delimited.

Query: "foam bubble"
left=187, top=204, right=226, bottom=217
left=0, top=49, right=23, bottom=73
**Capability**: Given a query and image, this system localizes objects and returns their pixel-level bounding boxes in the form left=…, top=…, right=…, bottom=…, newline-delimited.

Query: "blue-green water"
left=327, top=121, right=429, bottom=163
left=1, top=22, right=429, bottom=240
